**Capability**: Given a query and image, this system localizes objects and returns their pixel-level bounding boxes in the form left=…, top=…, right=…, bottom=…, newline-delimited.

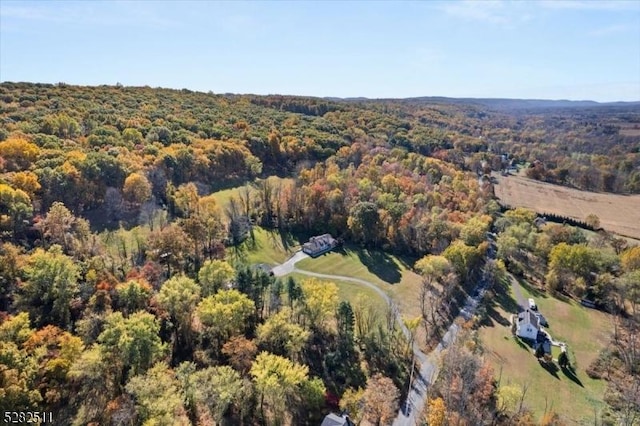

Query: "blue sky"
left=1, top=1, right=639, bottom=101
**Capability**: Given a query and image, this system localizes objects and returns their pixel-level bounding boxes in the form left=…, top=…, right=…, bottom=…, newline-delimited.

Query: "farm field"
left=493, top=173, right=640, bottom=239
left=480, top=275, right=612, bottom=424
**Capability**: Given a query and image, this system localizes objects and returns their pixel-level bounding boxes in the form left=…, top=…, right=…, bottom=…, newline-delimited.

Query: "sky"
left=1, top=0, right=639, bottom=102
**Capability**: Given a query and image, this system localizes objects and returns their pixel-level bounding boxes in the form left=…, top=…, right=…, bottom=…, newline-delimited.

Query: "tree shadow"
left=561, top=365, right=584, bottom=387
left=538, top=359, right=560, bottom=379
left=264, top=228, right=302, bottom=254
left=355, top=248, right=402, bottom=284
left=516, top=276, right=546, bottom=299
left=515, top=336, right=535, bottom=351
left=480, top=278, right=519, bottom=327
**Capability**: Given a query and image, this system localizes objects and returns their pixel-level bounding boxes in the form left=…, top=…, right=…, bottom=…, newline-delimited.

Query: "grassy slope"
left=295, top=246, right=424, bottom=320
left=480, top=277, right=611, bottom=424
left=288, top=272, right=389, bottom=318
left=210, top=176, right=294, bottom=209
left=227, top=226, right=301, bottom=266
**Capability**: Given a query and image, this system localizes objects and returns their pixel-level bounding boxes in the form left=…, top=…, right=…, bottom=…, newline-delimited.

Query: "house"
left=516, top=309, right=540, bottom=340
left=533, top=216, right=547, bottom=229
left=321, top=413, right=354, bottom=426
left=302, top=233, right=337, bottom=257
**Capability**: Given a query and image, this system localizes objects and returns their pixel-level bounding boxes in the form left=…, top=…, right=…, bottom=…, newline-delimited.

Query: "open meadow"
left=480, top=275, right=612, bottom=424
left=493, top=174, right=640, bottom=239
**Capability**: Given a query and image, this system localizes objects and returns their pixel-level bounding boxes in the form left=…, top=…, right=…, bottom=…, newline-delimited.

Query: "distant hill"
left=325, top=95, right=640, bottom=111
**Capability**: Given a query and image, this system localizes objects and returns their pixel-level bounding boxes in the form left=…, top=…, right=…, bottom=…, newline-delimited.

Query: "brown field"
left=492, top=174, right=640, bottom=240
left=618, top=123, right=640, bottom=137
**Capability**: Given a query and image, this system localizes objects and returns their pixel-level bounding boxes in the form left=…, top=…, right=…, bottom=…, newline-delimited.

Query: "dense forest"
left=0, top=82, right=639, bottom=425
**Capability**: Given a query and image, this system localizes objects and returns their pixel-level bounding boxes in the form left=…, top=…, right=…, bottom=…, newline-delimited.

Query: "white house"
left=516, top=309, right=540, bottom=340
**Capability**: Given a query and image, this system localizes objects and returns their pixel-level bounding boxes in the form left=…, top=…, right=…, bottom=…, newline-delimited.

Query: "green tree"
left=545, top=243, right=604, bottom=293
left=192, top=365, right=245, bottom=423
left=98, top=311, right=167, bottom=379
left=157, top=275, right=201, bottom=355
left=340, top=387, right=365, bottom=424
left=17, top=245, right=79, bottom=329
left=250, top=352, right=325, bottom=423
left=115, top=279, right=152, bottom=316
left=460, top=215, right=491, bottom=247
left=0, top=183, right=32, bottom=240
left=348, top=201, right=381, bottom=246
left=196, top=289, right=255, bottom=342
left=256, top=308, right=310, bottom=360
left=122, top=172, right=152, bottom=206
left=68, top=346, right=113, bottom=425
left=198, top=259, right=235, bottom=296
left=125, top=362, right=190, bottom=426
left=300, top=278, right=339, bottom=330
left=443, top=240, right=481, bottom=285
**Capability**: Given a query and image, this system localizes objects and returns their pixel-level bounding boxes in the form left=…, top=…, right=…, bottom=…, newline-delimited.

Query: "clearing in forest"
left=479, top=275, right=612, bottom=424
left=492, top=174, right=640, bottom=239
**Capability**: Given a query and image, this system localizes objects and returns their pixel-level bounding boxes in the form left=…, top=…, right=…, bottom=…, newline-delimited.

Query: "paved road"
left=271, top=250, right=490, bottom=426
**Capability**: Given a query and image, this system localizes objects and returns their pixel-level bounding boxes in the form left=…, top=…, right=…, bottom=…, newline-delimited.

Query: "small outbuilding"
left=302, top=233, right=338, bottom=257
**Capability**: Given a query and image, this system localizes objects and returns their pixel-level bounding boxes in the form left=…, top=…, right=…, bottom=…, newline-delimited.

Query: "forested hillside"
left=0, top=82, right=639, bottom=425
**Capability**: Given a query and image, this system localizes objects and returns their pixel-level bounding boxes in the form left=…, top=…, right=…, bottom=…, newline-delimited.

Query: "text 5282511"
left=3, top=412, right=54, bottom=424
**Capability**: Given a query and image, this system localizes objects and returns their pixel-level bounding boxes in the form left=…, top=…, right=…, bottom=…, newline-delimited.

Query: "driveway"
left=270, top=249, right=491, bottom=426
left=270, top=250, right=309, bottom=277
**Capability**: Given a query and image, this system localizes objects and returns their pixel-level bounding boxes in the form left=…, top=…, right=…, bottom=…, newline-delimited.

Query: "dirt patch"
left=493, top=174, right=640, bottom=239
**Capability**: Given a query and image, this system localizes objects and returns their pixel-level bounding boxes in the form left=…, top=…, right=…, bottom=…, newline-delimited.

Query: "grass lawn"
left=210, top=176, right=294, bottom=208
left=480, top=276, right=612, bottom=424
left=295, top=245, right=424, bottom=320
left=287, top=272, right=388, bottom=318
left=227, top=226, right=302, bottom=266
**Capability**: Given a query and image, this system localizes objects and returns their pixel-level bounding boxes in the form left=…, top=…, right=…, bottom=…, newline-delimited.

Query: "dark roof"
left=303, top=233, right=336, bottom=254
left=518, top=309, right=539, bottom=329
left=321, top=413, right=352, bottom=426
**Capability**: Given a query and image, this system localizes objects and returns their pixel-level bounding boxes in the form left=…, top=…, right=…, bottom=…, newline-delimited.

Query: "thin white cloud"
left=537, top=0, right=640, bottom=12
left=438, top=0, right=533, bottom=27
left=440, top=0, right=510, bottom=24
left=0, top=2, right=179, bottom=29
left=0, top=5, right=68, bottom=22
left=589, top=23, right=633, bottom=36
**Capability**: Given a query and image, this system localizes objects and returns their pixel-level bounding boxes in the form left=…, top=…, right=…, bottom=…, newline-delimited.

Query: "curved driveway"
left=272, top=251, right=487, bottom=426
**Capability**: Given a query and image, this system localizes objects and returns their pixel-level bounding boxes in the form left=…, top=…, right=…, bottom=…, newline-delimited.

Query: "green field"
left=480, top=276, right=611, bottom=424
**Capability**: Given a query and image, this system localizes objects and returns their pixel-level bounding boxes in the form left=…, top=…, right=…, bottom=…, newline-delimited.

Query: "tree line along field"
left=0, top=83, right=639, bottom=425
left=493, top=173, right=640, bottom=239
